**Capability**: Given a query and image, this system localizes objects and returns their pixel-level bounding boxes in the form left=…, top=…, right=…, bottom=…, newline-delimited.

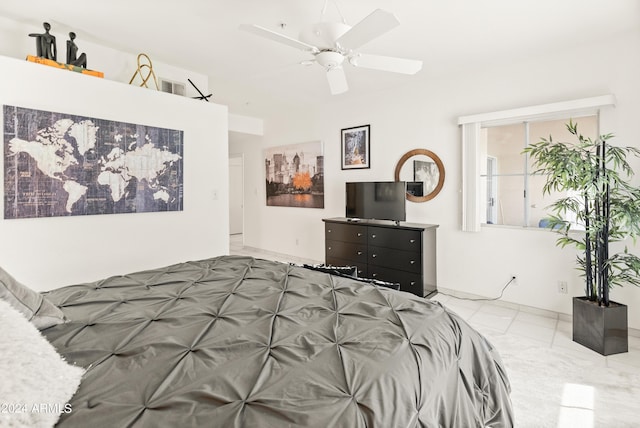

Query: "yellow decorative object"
left=129, top=53, right=158, bottom=90
left=26, top=55, right=104, bottom=78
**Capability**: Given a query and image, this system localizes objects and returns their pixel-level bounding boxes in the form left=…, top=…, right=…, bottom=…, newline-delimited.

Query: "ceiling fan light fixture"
left=315, top=51, right=344, bottom=69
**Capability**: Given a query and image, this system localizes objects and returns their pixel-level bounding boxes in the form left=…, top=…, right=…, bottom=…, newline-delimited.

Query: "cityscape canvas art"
left=264, top=140, right=324, bottom=208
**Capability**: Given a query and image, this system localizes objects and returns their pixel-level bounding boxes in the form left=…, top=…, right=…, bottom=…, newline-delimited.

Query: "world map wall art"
left=3, top=105, right=184, bottom=219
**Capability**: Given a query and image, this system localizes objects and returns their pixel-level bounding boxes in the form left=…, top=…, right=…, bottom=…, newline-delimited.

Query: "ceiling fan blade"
left=350, top=53, right=422, bottom=75
left=335, top=9, right=400, bottom=50
left=240, top=24, right=319, bottom=52
left=326, top=67, right=348, bottom=95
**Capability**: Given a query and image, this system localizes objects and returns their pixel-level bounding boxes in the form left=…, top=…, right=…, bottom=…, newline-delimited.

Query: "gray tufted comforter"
left=43, top=255, right=513, bottom=427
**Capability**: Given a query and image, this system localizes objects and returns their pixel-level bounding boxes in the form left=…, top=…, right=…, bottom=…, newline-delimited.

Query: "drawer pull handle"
left=372, top=254, right=377, bottom=258
left=410, top=281, right=416, bottom=286
left=357, top=251, right=362, bottom=255
left=410, top=239, right=415, bottom=243
left=328, top=229, right=332, bottom=233
left=357, top=233, right=362, bottom=237
left=371, top=234, right=376, bottom=239
left=328, top=246, right=332, bottom=250
left=410, top=260, right=415, bottom=265
left=372, top=273, right=377, bottom=278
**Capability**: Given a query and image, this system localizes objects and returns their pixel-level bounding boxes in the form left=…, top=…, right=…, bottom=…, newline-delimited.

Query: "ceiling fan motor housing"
left=315, top=50, right=345, bottom=69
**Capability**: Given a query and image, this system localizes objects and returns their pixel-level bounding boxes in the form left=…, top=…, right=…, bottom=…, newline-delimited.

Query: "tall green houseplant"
left=525, top=121, right=640, bottom=306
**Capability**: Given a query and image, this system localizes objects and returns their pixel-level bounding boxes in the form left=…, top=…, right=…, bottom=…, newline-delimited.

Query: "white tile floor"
left=432, top=292, right=640, bottom=370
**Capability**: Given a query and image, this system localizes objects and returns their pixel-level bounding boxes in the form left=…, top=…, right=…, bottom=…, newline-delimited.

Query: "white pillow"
left=0, top=299, right=84, bottom=428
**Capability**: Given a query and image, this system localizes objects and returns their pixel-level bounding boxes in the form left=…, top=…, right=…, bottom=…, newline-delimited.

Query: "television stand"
left=323, top=217, right=438, bottom=297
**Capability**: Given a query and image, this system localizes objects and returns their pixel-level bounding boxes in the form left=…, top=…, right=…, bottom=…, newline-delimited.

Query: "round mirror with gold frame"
left=394, top=149, right=445, bottom=202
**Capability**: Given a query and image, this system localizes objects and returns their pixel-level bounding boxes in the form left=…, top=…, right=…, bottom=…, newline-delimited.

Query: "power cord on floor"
left=436, top=276, right=516, bottom=302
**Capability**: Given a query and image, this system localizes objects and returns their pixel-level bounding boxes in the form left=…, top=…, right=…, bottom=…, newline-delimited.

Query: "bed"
left=3, top=255, right=513, bottom=427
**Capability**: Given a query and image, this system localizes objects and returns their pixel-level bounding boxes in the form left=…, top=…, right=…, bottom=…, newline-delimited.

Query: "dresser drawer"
left=325, top=240, right=368, bottom=264
left=368, top=245, right=421, bottom=274
left=325, top=222, right=368, bottom=244
left=367, top=227, right=422, bottom=252
left=366, top=265, right=423, bottom=297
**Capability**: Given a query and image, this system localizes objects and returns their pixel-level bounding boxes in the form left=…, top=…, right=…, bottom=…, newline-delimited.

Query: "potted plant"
left=524, top=120, right=640, bottom=355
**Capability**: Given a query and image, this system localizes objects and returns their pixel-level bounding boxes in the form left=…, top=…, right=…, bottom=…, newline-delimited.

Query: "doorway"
left=229, top=155, right=244, bottom=235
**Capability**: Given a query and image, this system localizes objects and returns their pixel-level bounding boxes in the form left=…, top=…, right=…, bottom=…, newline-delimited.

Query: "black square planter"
left=572, top=296, right=628, bottom=356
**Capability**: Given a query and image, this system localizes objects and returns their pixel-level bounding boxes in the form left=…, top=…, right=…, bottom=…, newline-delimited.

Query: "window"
left=459, top=95, right=615, bottom=232
left=480, top=116, right=598, bottom=227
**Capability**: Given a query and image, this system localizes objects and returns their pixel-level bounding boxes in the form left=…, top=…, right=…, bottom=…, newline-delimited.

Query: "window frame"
left=459, top=95, right=615, bottom=232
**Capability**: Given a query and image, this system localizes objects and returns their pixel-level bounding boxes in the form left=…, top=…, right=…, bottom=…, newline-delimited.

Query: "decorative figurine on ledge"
left=129, top=53, right=159, bottom=90
left=188, top=78, right=212, bottom=102
left=25, top=22, right=103, bottom=78
left=66, top=32, right=87, bottom=68
left=29, top=22, right=57, bottom=61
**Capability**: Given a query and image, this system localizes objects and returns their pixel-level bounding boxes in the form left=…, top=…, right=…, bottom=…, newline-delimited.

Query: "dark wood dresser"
left=323, top=217, right=438, bottom=297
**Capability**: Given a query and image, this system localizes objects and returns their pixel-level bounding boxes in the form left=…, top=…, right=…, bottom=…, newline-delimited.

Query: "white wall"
left=0, top=55, right=229, bottom=290
left=3, top=15, right=640, bottom=329
left=0, top=15, right=210, bottom=100
left=0, top=17, right=264, bottom=138
left=235, top=29, right=640, bottom=329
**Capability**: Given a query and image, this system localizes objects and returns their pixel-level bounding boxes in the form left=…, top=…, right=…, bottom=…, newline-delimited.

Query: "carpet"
left=484, top=332, right=640, bottom=428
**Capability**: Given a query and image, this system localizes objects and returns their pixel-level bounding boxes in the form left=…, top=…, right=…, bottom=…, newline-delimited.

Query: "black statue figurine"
left=29, top=22, right=57, bottom=61
left=66, top=32, right=87, bottom=68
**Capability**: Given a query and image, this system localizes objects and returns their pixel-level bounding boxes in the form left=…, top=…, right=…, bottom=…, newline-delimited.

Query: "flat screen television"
left=345, top=181, right=406, bottom=223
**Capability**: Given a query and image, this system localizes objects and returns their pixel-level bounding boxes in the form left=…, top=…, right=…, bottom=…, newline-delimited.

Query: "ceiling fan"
left=239, top=8, right=423, bottom=95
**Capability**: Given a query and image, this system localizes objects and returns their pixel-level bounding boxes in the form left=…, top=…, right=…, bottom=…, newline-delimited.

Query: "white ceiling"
left=2, top=0, right=638, bottom=117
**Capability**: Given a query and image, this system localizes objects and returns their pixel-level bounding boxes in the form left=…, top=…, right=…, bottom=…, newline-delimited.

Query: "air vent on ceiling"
left=159, top=78, right=186, bottom=96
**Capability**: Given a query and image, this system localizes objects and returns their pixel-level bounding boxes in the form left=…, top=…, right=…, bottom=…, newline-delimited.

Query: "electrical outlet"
left=558, top=281, right=568, bottom=294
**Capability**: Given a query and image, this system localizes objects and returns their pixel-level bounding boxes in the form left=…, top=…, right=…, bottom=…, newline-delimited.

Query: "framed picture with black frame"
left=341, top=125, right=370, bottom=169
